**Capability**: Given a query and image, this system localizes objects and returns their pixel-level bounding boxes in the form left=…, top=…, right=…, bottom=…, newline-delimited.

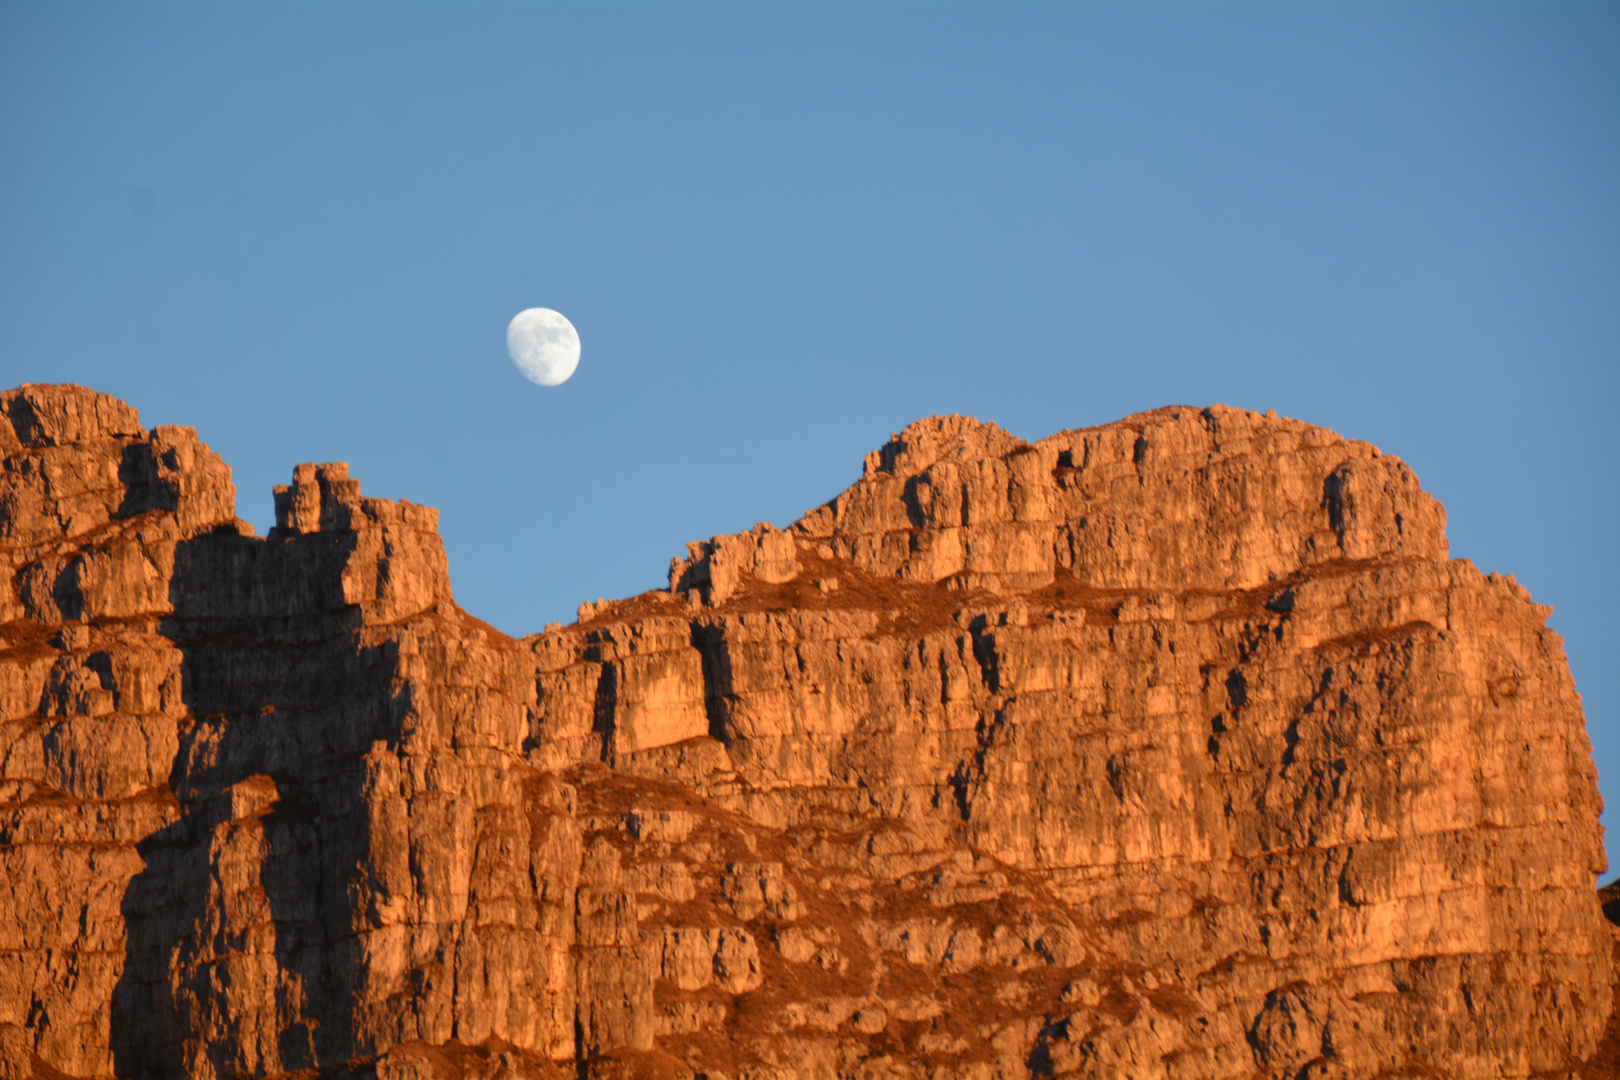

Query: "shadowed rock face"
left=0, top=384, right=1611, bottom=1080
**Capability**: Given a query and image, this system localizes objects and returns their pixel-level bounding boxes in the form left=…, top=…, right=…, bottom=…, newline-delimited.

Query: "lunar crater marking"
left=507, top=307, right=580, bottom=386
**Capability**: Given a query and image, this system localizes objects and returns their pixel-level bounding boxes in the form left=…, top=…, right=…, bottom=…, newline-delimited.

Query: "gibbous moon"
left=507, top=308, right=580, bottom=386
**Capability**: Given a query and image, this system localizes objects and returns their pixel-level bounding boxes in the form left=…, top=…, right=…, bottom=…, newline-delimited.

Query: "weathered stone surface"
left=0, top=386, right=1611, bottom=1079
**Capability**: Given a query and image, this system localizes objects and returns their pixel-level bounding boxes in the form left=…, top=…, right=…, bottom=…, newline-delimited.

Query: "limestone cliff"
left=0, top=384, right=1611, bottom=1079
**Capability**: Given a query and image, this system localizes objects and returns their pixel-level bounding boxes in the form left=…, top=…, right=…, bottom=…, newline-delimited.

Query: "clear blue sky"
left=3, top=2, right=1617, bottom=876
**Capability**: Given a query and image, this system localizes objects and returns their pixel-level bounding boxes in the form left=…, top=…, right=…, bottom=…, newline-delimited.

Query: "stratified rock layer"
left=0, top=385, right=1610, bottom=1079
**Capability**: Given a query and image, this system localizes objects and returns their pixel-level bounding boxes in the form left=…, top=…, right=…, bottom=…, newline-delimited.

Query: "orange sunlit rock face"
left=0, top=384, right=1612, bottom=1079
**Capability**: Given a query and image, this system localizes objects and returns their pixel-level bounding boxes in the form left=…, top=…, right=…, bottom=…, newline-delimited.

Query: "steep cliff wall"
left=0, top=385, right=1611, bottom=1079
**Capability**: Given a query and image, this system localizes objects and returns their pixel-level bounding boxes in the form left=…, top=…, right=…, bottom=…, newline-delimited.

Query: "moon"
left=507, top=308, right=580, bottom=386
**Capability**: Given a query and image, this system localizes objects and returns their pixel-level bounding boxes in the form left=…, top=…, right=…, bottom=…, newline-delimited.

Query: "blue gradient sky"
left=3, top=2, right=1617, bottom=875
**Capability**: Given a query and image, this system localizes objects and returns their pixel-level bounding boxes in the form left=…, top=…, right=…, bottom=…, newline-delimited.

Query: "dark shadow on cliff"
left=111, top=525, right=399, bottom=1077
left=108, top=810, right=206, bottom=1076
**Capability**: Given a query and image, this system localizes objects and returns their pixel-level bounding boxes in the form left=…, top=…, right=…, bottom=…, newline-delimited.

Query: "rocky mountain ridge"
left=0, top=383, right=1612, bottom=1079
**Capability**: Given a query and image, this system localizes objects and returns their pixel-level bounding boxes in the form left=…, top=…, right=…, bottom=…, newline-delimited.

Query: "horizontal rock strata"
left=0, top=384, right=1611, bottom=1079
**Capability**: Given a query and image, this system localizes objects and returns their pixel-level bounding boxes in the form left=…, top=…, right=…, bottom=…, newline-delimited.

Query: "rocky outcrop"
left=0, top=385, right=1611, bottom=1079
